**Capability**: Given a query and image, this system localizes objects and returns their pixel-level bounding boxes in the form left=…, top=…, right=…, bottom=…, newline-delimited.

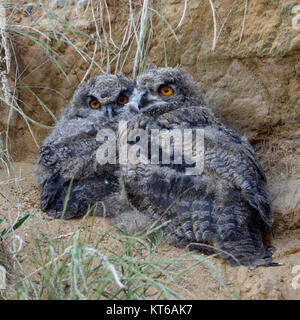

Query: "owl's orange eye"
left=117, top=95, right=128, bottom=105
left=160, top=85, right=174, bottom=96
left=89, top=99, right=101, bottom=109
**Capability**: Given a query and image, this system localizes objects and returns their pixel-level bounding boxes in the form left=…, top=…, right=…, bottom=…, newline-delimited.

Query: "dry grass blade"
left=176, top=0, right=188, bottom=30
left=239, top=0, right=248, bottom=44
left=0, top=0, right=249, bottom=301
left=208, top=0, right=217, bottom=51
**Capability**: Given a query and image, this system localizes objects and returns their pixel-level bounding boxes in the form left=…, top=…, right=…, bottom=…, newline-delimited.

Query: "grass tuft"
left=0, top=0, right=249, bottom=300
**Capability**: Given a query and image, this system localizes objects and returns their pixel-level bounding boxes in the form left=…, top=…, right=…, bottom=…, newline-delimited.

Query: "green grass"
left=0, top=0, right=247, bottom=300
left=0, top=213, right=238, bottom=300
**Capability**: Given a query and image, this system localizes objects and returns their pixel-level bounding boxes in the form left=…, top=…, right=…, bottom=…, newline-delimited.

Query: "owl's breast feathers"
left=38, top=137, right=102, bottom=168
left=122, top=104, right=276, bottom=266
left=126, top=105, right=272, bottom=226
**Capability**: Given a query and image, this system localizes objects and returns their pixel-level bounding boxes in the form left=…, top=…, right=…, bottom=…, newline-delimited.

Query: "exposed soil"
left=0, top=0, right=299, bottom=300
left=1, top=161, right=300, bottom=300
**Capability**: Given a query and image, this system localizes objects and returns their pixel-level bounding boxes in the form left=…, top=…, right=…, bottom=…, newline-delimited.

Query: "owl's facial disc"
left=86, top=92, right=130, bottom=119
left=127, top=88, right=168, bottom=113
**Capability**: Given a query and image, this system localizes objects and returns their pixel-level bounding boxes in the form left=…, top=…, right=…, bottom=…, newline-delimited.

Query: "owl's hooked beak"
left=138, top=90, right=149, bottom=108
left=106, top=105, right=113, bottom=119
left=128, top=90, right=148, bottom=113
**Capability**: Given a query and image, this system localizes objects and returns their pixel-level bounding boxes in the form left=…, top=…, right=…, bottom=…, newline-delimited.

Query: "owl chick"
left=120, top=66, right=278, bottom=267
left=35, top=74, right=134, bottom=219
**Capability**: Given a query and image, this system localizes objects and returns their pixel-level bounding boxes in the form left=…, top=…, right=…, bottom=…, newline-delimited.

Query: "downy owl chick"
left=35, top=74, right=134, bottom=219
left=119, top=66, right=278, bottom=267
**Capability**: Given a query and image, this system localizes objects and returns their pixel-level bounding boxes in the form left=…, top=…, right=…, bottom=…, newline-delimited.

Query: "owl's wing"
left=40, top=171, right=120, bottom=219
left=35, top=114, right=98, bottom=182
left=37, top=136, right=120, bottom=219
left=156, top=106, right=272, bottom=227
left=40, top=170, right=65, bottom=213
left=121, top=107, right=276, bottom=266
left=36, top=116, right=117, bottom=218
left=36, top=131, right=101, bottom=183
left=123, top=165, right=275, bottom=267
left=36, top=112, right=119, bottom=181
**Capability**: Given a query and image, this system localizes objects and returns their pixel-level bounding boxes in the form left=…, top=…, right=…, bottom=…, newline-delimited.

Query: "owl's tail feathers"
left=40, top=171, right=64, bottom=212
left=209, top=208, right=280, bottom=268
left=40, top=172, right=81, bottom=219
left=187, top=241, right=281, bottom=267
left=173, top=194, right=280, bottom=267
left=213, top=239, right=282, bottom=267
left=40, top=173, right=121, bottom=219
left=212, top=191, right=279, bottom=267
left=40, top=174, right=97, bottom=219
left=243, top=189, right=273, bottom=228
left=40, top=172, right=89, bottom=219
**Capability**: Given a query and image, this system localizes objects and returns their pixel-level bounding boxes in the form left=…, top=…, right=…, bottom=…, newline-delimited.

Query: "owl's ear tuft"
left=116, top=73, right=129, bottom=81
left=86, top=76, right=97, bottom=87
left=175, top=65, right=185, bottom=73
left=143, top=63, right=157, bottom=72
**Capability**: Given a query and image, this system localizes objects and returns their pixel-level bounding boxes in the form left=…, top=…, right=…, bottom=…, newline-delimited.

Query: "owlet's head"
left=126, top=66, right=206, bottom=115
left=66, top=74, right=135, bottom=120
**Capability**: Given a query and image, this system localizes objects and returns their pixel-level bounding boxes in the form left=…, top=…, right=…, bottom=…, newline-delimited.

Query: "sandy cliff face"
left=148, top=0, right=300, bottom=232
left=0, top=0, right=300, bottom=299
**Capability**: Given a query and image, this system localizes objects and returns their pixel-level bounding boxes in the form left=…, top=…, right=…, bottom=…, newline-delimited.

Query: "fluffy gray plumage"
left=119, top=66, right=278, bottom=267
left=35, top=74, right=135, bottom=219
